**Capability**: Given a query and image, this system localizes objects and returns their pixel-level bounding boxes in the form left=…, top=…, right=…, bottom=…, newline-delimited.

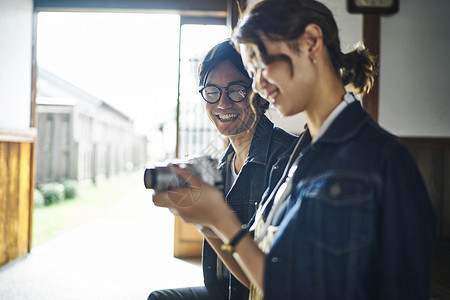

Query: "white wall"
left=379, top=0, right=450, bottom=137
left=0, top=0, right=33, bottom=130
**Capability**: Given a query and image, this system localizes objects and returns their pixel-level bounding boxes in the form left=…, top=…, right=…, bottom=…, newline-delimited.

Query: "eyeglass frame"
left=199, top=83, right=251, bottom=104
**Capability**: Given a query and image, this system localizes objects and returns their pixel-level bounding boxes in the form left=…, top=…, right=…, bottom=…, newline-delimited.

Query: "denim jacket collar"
left=218, top=115, right=279, bottom=170
left=315, top=100, right=371, bottom=145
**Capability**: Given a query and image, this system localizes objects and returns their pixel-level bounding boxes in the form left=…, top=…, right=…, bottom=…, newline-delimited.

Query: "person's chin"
left=274, top=105, right=294, bottom=117
left=216, top=124, right=237, bottom=136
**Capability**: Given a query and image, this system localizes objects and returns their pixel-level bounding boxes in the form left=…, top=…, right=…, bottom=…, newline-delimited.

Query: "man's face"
left=204, top=60, right=254, bottom=137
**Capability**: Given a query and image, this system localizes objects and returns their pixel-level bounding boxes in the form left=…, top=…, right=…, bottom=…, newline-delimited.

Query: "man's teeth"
left=218, top=113, right=238, bottom=120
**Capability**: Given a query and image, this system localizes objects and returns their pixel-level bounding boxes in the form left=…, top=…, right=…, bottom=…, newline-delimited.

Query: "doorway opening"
left=34, top=12, right=179, bottom=246
left=33, top=11, right=228, bottom=252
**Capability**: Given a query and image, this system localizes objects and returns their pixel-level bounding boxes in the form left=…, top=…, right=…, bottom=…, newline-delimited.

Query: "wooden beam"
left=34, top=0, right=227, bottom=13
left=362, top=14, right=380, bottom=122
left=227, top=0, right=246, bottom=31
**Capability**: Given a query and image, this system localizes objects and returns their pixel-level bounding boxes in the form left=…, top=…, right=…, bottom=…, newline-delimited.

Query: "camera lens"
left=144, top=166, right=184, bottom=192
left=143, top=168, right=156, bottom=190
left=143, top=156, right=223, bottom=193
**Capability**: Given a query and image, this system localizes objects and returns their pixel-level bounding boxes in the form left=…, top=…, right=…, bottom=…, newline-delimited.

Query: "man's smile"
left=217, top=113, right=239, bottom=121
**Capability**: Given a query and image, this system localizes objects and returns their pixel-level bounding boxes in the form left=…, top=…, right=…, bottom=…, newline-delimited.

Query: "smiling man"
left=148, top=39, right=296, bottom=300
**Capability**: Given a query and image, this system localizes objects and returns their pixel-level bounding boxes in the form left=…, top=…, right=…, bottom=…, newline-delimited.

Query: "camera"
left=144, top=155, right=223, bottom=193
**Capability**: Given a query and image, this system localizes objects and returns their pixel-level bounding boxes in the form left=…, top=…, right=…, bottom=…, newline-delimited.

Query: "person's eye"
left=229, top=87, right=243, bottom=93
left=206, top=90, right=219, bottom=96
left=237, top=90, right=246, bottom=97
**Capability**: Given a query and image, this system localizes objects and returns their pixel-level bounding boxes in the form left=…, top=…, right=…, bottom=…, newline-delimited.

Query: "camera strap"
left=250, top=129, right=308, bottom=243
left=250, top=92, right=356, bottom=243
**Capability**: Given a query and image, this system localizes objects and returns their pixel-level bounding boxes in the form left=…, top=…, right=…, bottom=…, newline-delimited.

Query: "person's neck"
left=228, top=127, right=255, bottom=174
left=305, top=75, right=346, bottom=139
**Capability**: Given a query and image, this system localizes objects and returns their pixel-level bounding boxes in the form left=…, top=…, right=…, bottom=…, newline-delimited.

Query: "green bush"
left=33, top=188, right=45, bottom=208
left=39, top=183, right=64, bottom=206
left=62, top=180, right=78, bottom=199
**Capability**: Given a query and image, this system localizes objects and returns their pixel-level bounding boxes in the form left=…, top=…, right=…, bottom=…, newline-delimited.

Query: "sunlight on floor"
left=0, top=185, right=203, bottom=300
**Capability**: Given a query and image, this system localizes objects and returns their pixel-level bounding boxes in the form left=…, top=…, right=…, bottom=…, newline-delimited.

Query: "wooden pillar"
left=362, top=14, right=380, bottom=122
left=227, top=0, right=242, bottom=32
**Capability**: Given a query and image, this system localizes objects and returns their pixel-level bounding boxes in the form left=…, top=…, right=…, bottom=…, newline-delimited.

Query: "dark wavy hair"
left=198, top=39, right=269, bottom=118
left=233, top=0, right=377, bottom=96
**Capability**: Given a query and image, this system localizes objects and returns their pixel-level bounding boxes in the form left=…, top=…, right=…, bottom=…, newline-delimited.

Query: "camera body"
left=144, top=155, right=223, bottom=193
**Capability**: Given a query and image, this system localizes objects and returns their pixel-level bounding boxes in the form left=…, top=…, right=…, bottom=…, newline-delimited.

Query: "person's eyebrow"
left=204, top=80, right=249, bottom=87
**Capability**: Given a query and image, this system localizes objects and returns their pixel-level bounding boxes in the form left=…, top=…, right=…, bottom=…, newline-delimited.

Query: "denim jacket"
left=202, top=115, right=296, bottom=300
left=263, top=101, right=436, bottom=299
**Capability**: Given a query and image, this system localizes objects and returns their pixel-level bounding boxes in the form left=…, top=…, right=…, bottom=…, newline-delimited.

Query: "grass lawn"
left=32, top=170, right=153, bottom=247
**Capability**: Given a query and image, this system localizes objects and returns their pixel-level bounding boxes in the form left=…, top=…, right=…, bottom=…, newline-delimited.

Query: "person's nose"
left=252, top=68, right=267, bottom=97
left=216, top=88, right=233, bottom=109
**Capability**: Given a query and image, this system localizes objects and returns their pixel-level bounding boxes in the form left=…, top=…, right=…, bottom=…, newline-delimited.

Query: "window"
left=177, top=24, right=228, bottom=158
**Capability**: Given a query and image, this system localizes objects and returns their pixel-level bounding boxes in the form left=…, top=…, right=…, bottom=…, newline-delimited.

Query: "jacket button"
left=271, top=257, right=279, bottom=263
left=329, top=183, right=342, bottom=197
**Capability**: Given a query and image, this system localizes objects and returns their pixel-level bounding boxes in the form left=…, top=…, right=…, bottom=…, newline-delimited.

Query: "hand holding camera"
left=151, top=164, right=230, bottom=231
left=145, top=155, right=230, bottom=232
left=144, top=155, right=223, bottom=193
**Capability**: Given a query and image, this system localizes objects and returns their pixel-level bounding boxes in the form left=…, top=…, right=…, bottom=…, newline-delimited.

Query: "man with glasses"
left=148, top=39, right=296, bottom=300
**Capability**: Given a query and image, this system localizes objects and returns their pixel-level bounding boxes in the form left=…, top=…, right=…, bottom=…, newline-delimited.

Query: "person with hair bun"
left=152, top=1, right=436, bottom=299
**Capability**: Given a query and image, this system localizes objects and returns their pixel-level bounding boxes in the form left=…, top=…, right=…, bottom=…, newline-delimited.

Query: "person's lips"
left=267, top=89, right=279, bottom=104
left=217, top=113, right=239, bottom=121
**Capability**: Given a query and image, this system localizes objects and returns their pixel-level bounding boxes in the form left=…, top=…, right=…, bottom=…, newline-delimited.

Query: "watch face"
left=354, top=0, right=394, bottom=7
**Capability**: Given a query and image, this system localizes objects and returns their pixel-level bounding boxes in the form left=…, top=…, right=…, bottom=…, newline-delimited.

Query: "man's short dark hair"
left=198, top=39, right=249, bottom=87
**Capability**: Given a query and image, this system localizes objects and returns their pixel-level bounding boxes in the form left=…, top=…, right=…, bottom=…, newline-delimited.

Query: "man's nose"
left=216, top=89, right=233, bottom=109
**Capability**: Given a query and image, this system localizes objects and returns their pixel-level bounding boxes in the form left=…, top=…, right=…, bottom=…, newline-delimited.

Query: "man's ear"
left=298, top=23, right=323, bottom=60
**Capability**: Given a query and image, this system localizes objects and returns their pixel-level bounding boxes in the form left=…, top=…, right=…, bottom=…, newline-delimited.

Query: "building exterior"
left=35, top=67, right=147, bottom=185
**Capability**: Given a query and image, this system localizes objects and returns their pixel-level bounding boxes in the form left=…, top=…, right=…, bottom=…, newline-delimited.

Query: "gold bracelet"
left=221, top=225, right=249, bottom=254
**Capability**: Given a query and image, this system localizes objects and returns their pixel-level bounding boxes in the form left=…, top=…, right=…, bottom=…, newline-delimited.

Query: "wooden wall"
left=0, top=139, right=35, bottom=267
left=400, top=137, right=450, bottom=298
left=400, top=138, right=450, bottom=238
left=35, top=110, right=72, bottom=184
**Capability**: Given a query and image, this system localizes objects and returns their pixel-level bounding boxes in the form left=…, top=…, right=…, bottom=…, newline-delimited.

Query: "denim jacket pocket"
left=228, top=198, right=260, bottom=224
left=301, top=171, right=377, bottom=256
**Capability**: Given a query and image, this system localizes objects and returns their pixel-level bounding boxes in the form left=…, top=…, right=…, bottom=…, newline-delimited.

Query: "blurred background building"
left=36, top=68, right=147, bottom=185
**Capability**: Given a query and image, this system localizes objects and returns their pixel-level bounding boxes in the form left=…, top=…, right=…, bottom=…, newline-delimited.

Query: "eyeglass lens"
left=201, top=84, right=248, bottom=103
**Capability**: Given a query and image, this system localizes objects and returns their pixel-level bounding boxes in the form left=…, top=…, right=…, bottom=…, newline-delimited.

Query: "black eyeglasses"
left=199, top=84, right=250, bottom=104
